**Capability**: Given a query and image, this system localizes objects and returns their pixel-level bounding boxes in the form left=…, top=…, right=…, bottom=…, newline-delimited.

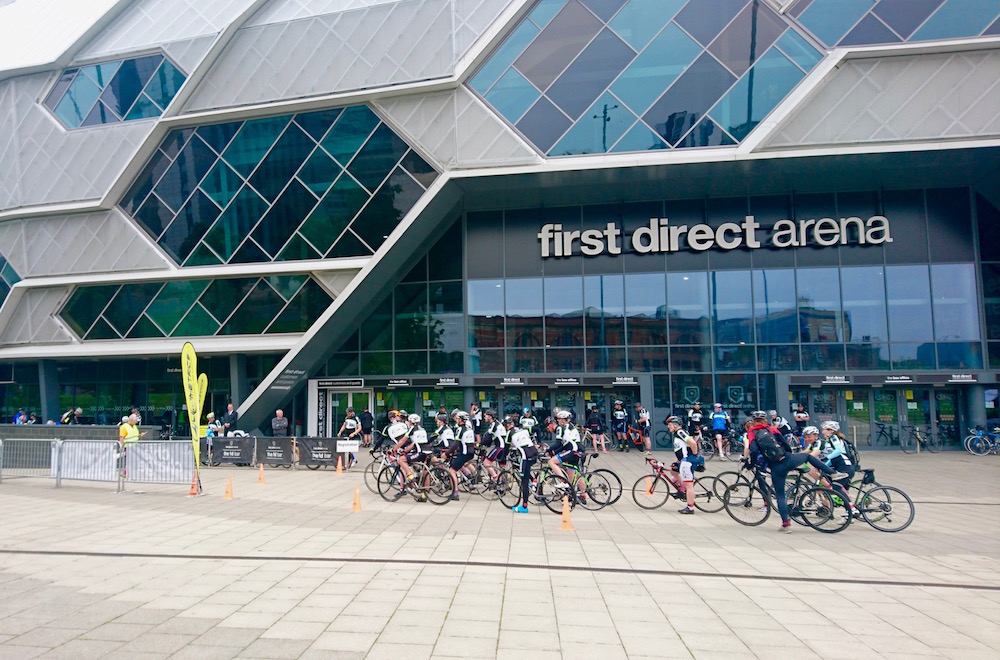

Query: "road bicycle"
left=964, top=426, right=1000, bottom=456
left=630, top=457, right=724, bottom=513
left=723, top=462, right=851, bottom=533
left=868, top=422, right=895, bottom=448
left=376, top=455, right=453, bottom=505
left=530, top=453, right=615, bottom=513
left=899, top=425, right=941, bottom=454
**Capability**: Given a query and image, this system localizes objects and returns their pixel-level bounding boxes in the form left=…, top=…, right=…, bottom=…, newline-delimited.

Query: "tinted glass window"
left=667, top=272, right=709, bottom=345
left=753, top=269, right=797, bottom=343
left=468, top=279, right=505, bottom=348
left=584, top=274, right=625, bottom=345
left=545, top=276, right=584, bottom=347
left=883, top=191, right=928, bottom=264
left=506, top=278, right=544, bottom=348
left=711, top=270, right=753, bottom=343
left=931, top=264, right=980, bottom=341
left=514, top=0, right=603, bottom=91
left=797, top=268, right=842, bottom=342
left=643, top=53, right=736, bottom=146
left=926, top=188, right=973, bottom=262
left=673, top=0, right=748, bottom=46
left=841, top=267, right=888, bottom=343
left=626, top=272, right=666, bottom=345
left=546, top=29, right=636, bottom=120
left=886, top=265, right=933, bottom=342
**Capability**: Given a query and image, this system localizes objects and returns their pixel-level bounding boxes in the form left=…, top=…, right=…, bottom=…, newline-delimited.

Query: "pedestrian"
left=205, top=412, right=221, bottom=459
left=793, top=403, right=810, bottom=432
left=470, top=402, right=483, bottom=442
left=12, top=408, right=24, bottom=424
left=221, top=402, right=238, bottom=436
left=26, top=412, right=37, bottom=424
left=119, top=413, right=146, bottom=447
left=360, top=407, right=374, bottom=447
left=271, top=409, right=289, bottom=437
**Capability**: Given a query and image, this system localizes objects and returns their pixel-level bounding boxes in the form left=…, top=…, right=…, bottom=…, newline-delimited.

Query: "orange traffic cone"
left=258, top=463, right=266, bottom=484
left=645, top=475, right=653, bottom=496
left=351, top=483, right=362, bottom=512
left=223, top=475, right=234, bottom=500
left=559, top=496, right=574, bottom=531
left=187, top=471, right=200, bottom=497
left=336, top=455, right=344, bottom=474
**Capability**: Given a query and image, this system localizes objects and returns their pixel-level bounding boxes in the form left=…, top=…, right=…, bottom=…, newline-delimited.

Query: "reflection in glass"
left=394, top=283, right=427, bottom=350
left=931, top=264, right=980, bottom=341
left=937, top=342, right=984, bottom=369
left=841, top=267, right=888, bottom=342
left=668, top=272, right=709, bottom=345
left=509, top=348, right=544, bottom=373
left=715, top=345, right=755, bottom=371
left=711, top=270, right=753, bottom=344
left=544, top=276, right=584, bottom=347
left=709, top=47, right=804, bottom=141
left=584, top=274, right=624, bottom=345
left=546, top=348, right=585, bottom=372
left=757, top=346, right=800, bottom=371
left=753, top=269, right=796, bottom=343
left=628, top=346, right=668, bottom=372
left=671, top=345, right=712, bottom=372
left=797, top=268, right=842, bottom=342
left=471, top=349, right=505, bottom=374
left=468, top=279, right=505, bottom=348
left=846, top=344, right=890, bottom=370
left=506, top=278, right=544, bottom=348
left=801, top=344, right=846, bottom=371
left=886, top=265, right=933, bottom=342
left=890, top=343, right=936, bottom=370
left=586, top=347, right=626, bottom=372
left=717, top=373, right=757, bottom=411
left=626, top=273, right=666, bottom=345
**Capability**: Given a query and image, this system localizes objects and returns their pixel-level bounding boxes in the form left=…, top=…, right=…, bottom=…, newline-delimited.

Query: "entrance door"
left=843, top=388, right=871, bottom=449
left=325, top=390, right=372, bottom=437
left=900, top=388, right=931, bottom=442
left=872, top=389, right=899, bottom=446
left=934, top=389, right=959, bottom=447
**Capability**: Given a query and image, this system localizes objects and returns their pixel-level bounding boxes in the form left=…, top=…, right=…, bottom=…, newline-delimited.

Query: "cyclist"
left=449, top=410, right=476, bottom=501
left=793, top=403, right=810, bottom=433
left=481, top=408, right=508, bottom=481
left=381, top=410, right=409, bottom=453
left=634, top=403, right=651, bottom=455
left=546, top=410, right=586, bottom=500
left=743, top=410, right=842, bottom=533
left=519, top=407, right=537, bottom=441
left=664, top=416, right=700, bottom=514
left=397, top=414, right=432, bottom=501
left=470, top=402, right=483, bottom=442
left=585, top=405, right=608, bottom=453
left=769, top=410, right=794, bottom=439
left=337, top=407, right=362, bottom=468
left=508, top=415, right=536, bottom=514
left=709, top=403, right=731, bottom=459
left=610, top=400, right=629, bottom=452
left=687, top=402, right=705, bottom=439
left=810, top=421, right=855, bottom=498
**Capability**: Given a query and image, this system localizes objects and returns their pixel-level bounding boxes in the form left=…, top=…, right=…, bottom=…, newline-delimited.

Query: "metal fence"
left=123, top=440, right=195, bottom=487
left=56, top=440, right=119, bottom=487
left=0, top=438, right=57, bottom=483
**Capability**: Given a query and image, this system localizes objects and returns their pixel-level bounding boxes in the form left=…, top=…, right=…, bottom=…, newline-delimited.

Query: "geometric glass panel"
left=709, top=47, right=805, bottom=141
left=796, top=0, right=874, bottom=47
left=44, top=53, right=184, bottom=129
left=609, top=0, right=685, bottom=50
left=119, top=104, right=435, bottom=267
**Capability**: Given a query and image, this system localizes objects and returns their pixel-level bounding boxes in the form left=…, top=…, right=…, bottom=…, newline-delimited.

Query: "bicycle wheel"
left=858, top=486, right=914, bottom=532
left=476, top=464, right=499, bottom=501
left=538, top=473, right=572, bottom=513
left=692, top=476, right=724, bottom=513
left=968, top=436, right=992, bottom=456
left=925, top=434, right=942, bottom=453
left=497, top=468, right=522, bottom=509
left=699, top=438, right=716, bottom=460
left=363, top=460, right=384, bottom=494
left=425, top=466, right=454, bottom=505
left=631, top=474, right=672, bottom=510
left=725, top=438, right=745, bottom=462
left=713, top=470, right=750, bottom=497
left=578, top=472, right=612, bottom=511
left=899, top=431, right=916, bottom=454
left=796, top=486, right=851, bottom=533
left=590, top=468, right=622, bottom=505
left=377, top=465, right=405, bottom=501
left=723, top=482, right=771, bottom=526
left=306, top=463, right=321, bottom=470
left=964, top=434, right=980, bottom=454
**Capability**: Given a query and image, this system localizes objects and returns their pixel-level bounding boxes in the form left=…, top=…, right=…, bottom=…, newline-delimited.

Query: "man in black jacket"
left=221, top=403, right=238, bottom=436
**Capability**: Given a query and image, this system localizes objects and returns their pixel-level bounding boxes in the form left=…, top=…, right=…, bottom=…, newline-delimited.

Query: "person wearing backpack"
left=744, top=410, right=844, bottom=533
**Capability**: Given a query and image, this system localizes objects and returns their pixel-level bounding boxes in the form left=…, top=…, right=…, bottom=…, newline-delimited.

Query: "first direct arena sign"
left=537, top=215, right=892, bottom=258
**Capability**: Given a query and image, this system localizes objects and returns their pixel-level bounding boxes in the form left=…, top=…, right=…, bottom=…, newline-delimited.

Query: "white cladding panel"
left=763, top=49, right=1000, bottom=149
left=76, top=0, right=257, bottom=61
left=0, top=74, right=153, bottom=212
left=0, top=209, right=171, bottom=277
left=0, top=287, right=74, bottom=345
left=0, top=0, right=119, bottom=74
left=374, top=87, right=539, bottom=168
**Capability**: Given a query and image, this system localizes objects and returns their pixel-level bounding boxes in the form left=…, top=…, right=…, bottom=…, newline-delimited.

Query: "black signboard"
left=790, top=375, right=852, bottom=386
left=317, top=379, right=364, bottom=388
left=297, top=437, right=339, bottom=465
left=387, top=379, right=411, bottom=388
left=213, top=435, right=255, bottom=464
left=257, top=437, right=293, bottom=466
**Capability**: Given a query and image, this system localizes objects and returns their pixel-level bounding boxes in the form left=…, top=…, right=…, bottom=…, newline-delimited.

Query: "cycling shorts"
left=486, top=446, right=504, bottom=462
left=612, top=423, right=626, bottom=434
left=556, top=450, right=581, bottom=467
left=451, top=451, right=473, bottom=470
left=406, top=449, right=427, bottom=463
left=678, top=459, right=694, bottom=483
left=640, top=425, right=650, bottom=437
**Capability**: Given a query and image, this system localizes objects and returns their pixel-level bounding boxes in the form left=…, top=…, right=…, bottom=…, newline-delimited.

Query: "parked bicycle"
left=868, top=422, right=895, bottom=448
left=964, top=426, right=1000, bottom=456
left=899, top=425, right=941, bottom=454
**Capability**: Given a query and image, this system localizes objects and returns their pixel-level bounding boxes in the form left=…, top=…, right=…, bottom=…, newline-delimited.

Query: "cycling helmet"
left=435, top=413, right=448, bottom=424
left=665, top=416, right=682, bottom=426
left=768, top=410, right=778, bottom=417
left=398, top=409, right=408, bottom=418
left=407, top=414, right=420, bottom=425
left=751, top=410, right=768, bottom=420
left=543, top=416, right=555, bottom=426
left=454, top=410, right=470, bottom=421
left=484, top=408, right=497, bottom=418
left=614, top=400, right=623, bottom=406
left=556, top=410, right=572, bottom=420
left=503, top=415, right=517, bottom=427
left=634, top=402, right=642, bottom=408
left=523, top=407, right=530, bottom=415
left=713, top=403, right=722, bottom=408
left=388, top=409, right=401, bottom=420
left=346, top=407, right=354, bottom=413
left=820, top=420, right=840, bottom=432
left=207, top=412, right=215, bottom=419
left=802, top=426, right=819, bottom=436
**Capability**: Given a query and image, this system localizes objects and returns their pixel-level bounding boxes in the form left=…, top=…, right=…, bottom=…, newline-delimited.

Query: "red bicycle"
left=630, top=457, right=723, bottom=512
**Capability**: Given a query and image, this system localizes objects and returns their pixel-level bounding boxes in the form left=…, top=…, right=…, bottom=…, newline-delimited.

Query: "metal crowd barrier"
left=123, top=440, right=195, bottom=488
left=0, top=438, right=57, bottom=483
left=55, top=440, right=119, bottom=487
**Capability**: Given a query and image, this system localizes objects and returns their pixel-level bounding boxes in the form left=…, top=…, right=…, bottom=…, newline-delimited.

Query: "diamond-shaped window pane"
left=146, top=279, right=211, bottom=334
left=321, top=106, right=381, bottom=165
left=220, top=282, right=286, bottom=335
left=103, top=282, right=162, bottom=336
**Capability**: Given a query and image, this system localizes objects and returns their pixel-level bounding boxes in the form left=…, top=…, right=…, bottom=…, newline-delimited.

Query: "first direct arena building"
left=0, top=0, right=998, bottom=449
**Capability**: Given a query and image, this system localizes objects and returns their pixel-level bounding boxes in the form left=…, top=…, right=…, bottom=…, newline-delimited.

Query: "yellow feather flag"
left=181, top=343, right=202, bottom=479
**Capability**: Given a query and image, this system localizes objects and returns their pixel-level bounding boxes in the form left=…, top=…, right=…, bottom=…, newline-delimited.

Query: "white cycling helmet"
left=556, top=410, right=572, bottom=420
left=820, top=420, right=840, bottom=432
left=407, top=413, right=420, bottom=425
left=802, top=426, right=819, bottom=436
left=453, top=410, right=470, bottom=421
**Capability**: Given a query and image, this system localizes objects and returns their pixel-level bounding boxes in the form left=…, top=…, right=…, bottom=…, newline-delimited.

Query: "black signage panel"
left=257, top=437, right=293, bottom=465
left=790, top=375, right=852, bottom=386
left=213, top=436, right=255, bottom=464
left=317, top=379, right=364, bottom=388
left=298, top=437, right=338, bottom=465
left=387, top=379, right=411, bottom=388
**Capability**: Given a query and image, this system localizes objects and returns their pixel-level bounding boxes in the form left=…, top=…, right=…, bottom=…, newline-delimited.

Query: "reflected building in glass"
left=0, top=0, right=997, bottom=446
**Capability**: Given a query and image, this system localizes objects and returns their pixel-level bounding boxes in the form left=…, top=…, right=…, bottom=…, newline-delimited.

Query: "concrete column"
left=38, top=360, right=59, bottom=424
left=967, top=384, right=987, bottom=429
left=229, top=354, right=247, bottom=407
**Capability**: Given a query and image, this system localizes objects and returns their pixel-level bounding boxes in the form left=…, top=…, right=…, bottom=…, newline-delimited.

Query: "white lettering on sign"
left=538, top=215, right=892, bottom=258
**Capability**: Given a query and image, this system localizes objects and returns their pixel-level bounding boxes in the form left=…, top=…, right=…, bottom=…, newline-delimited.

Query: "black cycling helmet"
left=436, top=413, right=449, bottom=424
left=665, top=415, right=682, bottom=426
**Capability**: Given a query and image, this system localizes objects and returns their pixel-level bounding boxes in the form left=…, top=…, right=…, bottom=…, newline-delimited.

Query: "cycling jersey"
left=636, top=408, right=650, bottom=427
left=483, top=420, right=506, bottom=449
left=509, top=428, right=533, bottom=449
left=611, top=409, right=628, bottom=430
left=456, top=423, right=475, bottom=454
left=585, top=412, right=604, bottom=434
left=387, top=421, right=409, bottom=444
left=341, top=417, right=360, bottom=436
left=520, top=415, right=537, bottom=433
left=687, top=409, right=703, bottom=433
left=772, top=416, right=793, bottom=436
left=671, top=428, right=692, bottom=461
left=435, top=426, right=456, bottom=454
left=814, top=435, right=852, bottom=466
left=710, top=411, right=730, bottom=431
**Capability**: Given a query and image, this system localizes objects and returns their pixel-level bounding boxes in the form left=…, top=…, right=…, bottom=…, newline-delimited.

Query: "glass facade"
left=44, top=54, right=186, bottom=129
left=0, top=252, right=21, bottom=308
left=60, top=275, right=332, bottom=340
left=469, top=0, right=823, bottom=155
left=790, top=0, right=1000, bottom=46
left=119, top=105, right=437, bottom=266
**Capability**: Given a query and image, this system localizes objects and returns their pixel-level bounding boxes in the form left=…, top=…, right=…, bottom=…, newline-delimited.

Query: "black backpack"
left=754, top=427, right=786, bottom=464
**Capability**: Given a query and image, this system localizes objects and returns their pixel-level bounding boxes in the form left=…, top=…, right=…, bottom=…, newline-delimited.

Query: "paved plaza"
left=0, top=450, right=998, bottom=659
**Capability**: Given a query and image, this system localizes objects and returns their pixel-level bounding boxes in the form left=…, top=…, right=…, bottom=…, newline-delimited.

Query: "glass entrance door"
left=934, top=389, right=959, bottom=447
left=844, top=388, right=870, bottom=449
left=900, top=388, right=931, bottom=442
left=325, top=390, right=372, bottom=437
left=872, top=389, right=899, bottom=446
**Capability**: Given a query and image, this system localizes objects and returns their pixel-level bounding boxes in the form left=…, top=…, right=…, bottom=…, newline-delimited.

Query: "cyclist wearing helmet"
left=769, top=410, right=794, bottom=438
left=448, top=410, right=475, bottom=501
left=546, top=410, right=586, bottom=499
left=709, top=403, right=731, bottom=459
left=508, top=415, right=536, bottom=513
left=810, top=421, right=855, bottom=496
left=665, top=416, right=701, bottom=514
left=611, top=400, right=629, bottom=451
left=398, top=414, right=433, bottom=501
left=377, top=409, right=408, bottom=452
left=687, top=402, right=705, bottom=439
left=482, top=408, right=508, bottom=481
left=432, top=413, right=457, bottom=460
left=634, top=403, right=651, bottom=454
left=744, top=410, right=842, bottom=533
left=585, top=405, right=608, bottom=453
left=519, top=407, right=538, bottom=440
